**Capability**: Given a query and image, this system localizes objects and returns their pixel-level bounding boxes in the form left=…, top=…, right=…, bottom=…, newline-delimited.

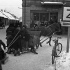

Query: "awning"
left=0, top=11, right=8, bottom=18
left=41, top=2, right=64, bottom=5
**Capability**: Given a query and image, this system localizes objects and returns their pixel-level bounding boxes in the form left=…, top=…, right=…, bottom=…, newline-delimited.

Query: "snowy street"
left=0, top=27, right=68, bottom=70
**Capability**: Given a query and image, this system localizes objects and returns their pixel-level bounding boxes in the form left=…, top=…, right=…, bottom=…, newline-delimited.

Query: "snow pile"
left=56, top=50, right=70, bottom=70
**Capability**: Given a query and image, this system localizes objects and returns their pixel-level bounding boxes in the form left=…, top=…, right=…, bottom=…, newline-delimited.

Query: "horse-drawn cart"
left=28, top=30, right=41, bottom=49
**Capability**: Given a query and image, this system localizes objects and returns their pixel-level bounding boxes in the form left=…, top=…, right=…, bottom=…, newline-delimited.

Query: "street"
left=0, top=27, right=68, bottom=70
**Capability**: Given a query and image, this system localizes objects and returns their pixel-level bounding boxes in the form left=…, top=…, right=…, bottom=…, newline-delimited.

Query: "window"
left=50, top=12, right=58, bottom=22
left=40, top=13, right=49, bottom=22
left=31, top=12, right=58, bottom=24
left=33, top=13, right=39, bottom=21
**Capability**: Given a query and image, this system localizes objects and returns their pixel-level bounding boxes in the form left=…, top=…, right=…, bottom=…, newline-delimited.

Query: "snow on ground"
left=0, top=27, right=69, bottom=70
left=0, top=27, right=52, bottom=70
left=55, top=49, right=70, bottom=70
left=43, top=35, right=70, bottom=70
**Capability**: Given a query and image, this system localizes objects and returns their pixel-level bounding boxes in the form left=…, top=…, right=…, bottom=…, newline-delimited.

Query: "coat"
left=0, top=40, right=6, bottom=60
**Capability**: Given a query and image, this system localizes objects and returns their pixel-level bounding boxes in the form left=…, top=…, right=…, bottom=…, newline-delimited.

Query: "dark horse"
left=38, top=22, right=61, bottom=46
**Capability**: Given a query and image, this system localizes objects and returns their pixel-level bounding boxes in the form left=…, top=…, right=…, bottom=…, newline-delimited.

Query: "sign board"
left=62, top=7, right=70, bottom=53
left=61, top=7, right=70, bottom=26
left=61, top=21, right=70, bottom=26
left=63, top=7, right=70, bottom=21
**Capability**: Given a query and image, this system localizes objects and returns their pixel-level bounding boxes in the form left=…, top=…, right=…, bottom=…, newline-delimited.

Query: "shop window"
left=40, top=13, right=49, bottom=22
left=50, top=12, right=58, bottom=22
left=33, top=13, right=39, bottom=21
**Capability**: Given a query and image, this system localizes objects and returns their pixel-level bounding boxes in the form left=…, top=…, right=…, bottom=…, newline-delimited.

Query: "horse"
left=36, top=22, right=61, bottom=46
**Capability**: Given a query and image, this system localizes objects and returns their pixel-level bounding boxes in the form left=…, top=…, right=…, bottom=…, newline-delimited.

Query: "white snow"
left=0, top=27, right=70, bottom=70
left=56, top=49, right=70, bottom=70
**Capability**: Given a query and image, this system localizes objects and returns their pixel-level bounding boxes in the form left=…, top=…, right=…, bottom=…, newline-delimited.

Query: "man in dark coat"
left=0, top=40, right=6, bottom=70
left=6, top=23, right=16, bottom=54
left=21, top=25, right=38, bottom=54
left=12, top=26, right=21, bottom=56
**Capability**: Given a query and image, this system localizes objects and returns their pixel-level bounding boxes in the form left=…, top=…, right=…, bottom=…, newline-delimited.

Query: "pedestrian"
left=21, top=25, right=30, bottom=51
left=13, top=25, right=21, bottom=56
left=0, top=40, right=6, bottom=70
left=6, top=22, right=16, bottom=54
left=21, top=25, right=38, bottom=54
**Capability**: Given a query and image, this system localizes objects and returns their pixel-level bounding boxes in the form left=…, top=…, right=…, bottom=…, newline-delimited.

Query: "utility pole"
left=22, top=0, right=26, bottom=25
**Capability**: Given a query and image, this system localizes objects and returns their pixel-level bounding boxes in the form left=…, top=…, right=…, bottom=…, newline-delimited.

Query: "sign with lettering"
left=61, top=21, right=70, bottom=26
left=61, top=7, right=70, bottom=26
left=63, top=7, right=70, bottom=21
left=62, top=7, right=70, bottom=53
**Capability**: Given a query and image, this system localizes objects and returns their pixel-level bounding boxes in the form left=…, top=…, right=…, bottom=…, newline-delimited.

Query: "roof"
left=0, top=11, right=8, bottom=18
left=2, top=11, right=16, bottom=20
left=41, top=2, right=64, bottom=5
left=1, top=11, right=19, bottom=20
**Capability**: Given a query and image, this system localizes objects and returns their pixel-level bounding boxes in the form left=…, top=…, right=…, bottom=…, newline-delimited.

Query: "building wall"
left=22, top=0, right=64, bottom=27
left=58, top=8, right=63, bottom=21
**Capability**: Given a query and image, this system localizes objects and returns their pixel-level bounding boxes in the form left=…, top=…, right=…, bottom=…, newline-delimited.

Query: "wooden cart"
left=28, top=30, right=41, bottom=49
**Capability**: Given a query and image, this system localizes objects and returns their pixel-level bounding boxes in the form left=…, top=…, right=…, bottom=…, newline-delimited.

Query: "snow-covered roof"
left=0, top=11, right=8, bottom=18
left=2, top=12, right=16, bottom=20
left=41, top=2, right=63, bottom=5
left=1, top=11, right=19, bottom=20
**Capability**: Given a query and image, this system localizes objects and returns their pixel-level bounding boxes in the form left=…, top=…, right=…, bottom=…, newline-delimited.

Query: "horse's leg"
left=46, top=36, right=52, bottom=46
left=49, top=36, right=52, bottom=46
left=39, top=42, right=42, bottom=47
left=36, top=44, right=39, bottom=49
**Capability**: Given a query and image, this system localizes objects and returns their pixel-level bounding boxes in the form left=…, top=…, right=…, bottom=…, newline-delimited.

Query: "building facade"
left=22, top=0, right=70, bottom=34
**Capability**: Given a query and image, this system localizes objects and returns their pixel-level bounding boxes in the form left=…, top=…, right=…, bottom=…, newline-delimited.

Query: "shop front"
left=30, top=1, right=63, bottom=28
left=30, top=11, right=58, bottom=25
left=22, top=0, right=63, bottom=27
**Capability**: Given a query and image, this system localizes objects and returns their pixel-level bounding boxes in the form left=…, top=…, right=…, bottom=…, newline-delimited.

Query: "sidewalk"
left=44, top=35, right=70, bottom=70
left=55, top=49, right=70, bottom=70
left=0, top=27, right=70, bottom=70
